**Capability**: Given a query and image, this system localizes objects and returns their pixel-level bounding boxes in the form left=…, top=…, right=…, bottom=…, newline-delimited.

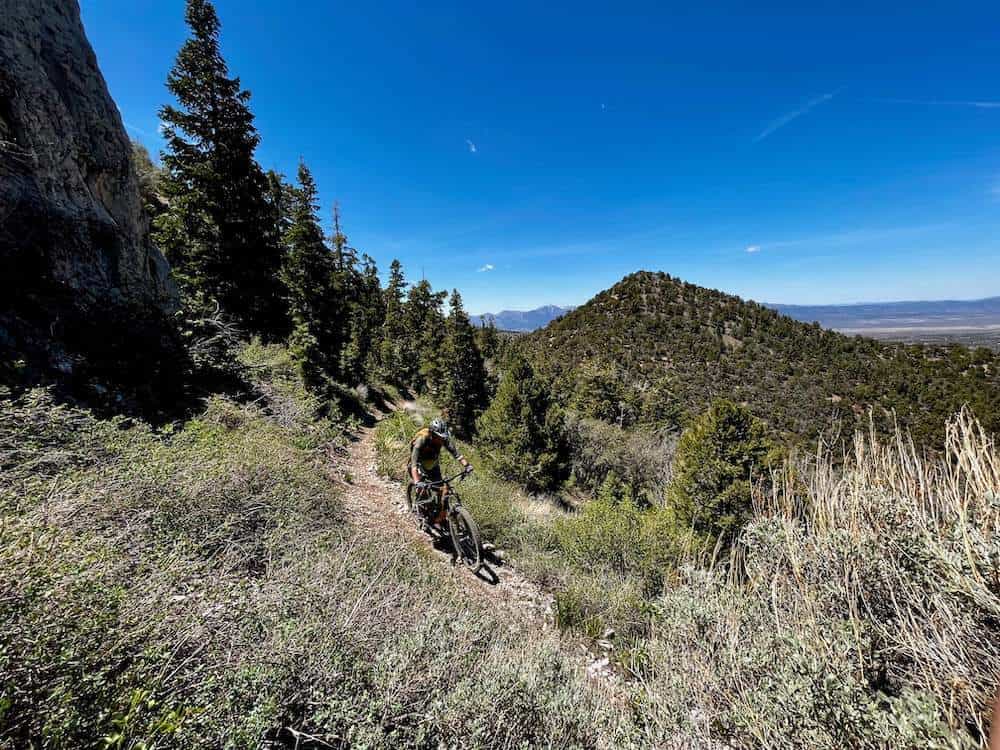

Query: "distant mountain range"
left=474, top=305, right=574, bottom=332
left=477, top=297, right=1000, bottom=338
left=770, top=296, right=1000, bottom=332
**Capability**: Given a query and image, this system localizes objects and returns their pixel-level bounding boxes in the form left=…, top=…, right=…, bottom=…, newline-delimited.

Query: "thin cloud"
left=123, top=121, right=151, bottom=137
left=755, top=88, right=843, bottom=142
left=873, top=97, right=1000, bottom=109
left=477, top=263, right=494, bottom=272
left=465, top=139, right=477, bottom=154
left=751, top=223, right=949, bottom=256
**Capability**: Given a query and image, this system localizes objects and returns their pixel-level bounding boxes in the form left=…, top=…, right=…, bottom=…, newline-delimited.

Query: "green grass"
left=375, top=402, right=1000, bottom=749
left=0, top=348, right=626, bottom=749
left=4, top=350, right=998, bottom=748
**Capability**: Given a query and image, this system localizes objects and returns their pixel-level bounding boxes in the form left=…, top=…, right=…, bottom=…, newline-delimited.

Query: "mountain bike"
left=406, top=469, right=482, bottom=569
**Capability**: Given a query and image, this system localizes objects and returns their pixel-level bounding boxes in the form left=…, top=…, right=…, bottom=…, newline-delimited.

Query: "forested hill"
left=522, top=271, right=1000, bottom=445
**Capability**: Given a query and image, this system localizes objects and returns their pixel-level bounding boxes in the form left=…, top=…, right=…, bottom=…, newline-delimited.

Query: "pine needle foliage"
left=154, top=0, right=287, bottom=338
left=476, top=354, right=565, bottom=489
left=439, top=290, right=489, bottom=437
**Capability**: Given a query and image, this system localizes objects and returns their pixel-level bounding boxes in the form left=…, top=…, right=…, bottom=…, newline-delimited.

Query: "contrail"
left=755, top=88, right=843, bottom=142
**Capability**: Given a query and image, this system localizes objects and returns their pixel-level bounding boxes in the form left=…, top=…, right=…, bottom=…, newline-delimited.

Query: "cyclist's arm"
left=410, top=437, right=425, bottom=483
left=445, top=437, right=471, bottom=471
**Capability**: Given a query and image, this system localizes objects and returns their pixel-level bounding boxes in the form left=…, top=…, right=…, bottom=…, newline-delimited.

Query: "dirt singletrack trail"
left=337, top=415, right=556, bottom=625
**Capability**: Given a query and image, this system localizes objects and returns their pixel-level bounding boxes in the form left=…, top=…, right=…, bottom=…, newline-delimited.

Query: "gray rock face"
left=0, top=0, right=175, bottom=307
left=0, top=0, right=181, bottom=410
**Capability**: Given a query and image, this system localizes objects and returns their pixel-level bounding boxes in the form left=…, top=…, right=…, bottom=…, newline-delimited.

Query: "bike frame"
left=412, top=471, right=468, bottom=515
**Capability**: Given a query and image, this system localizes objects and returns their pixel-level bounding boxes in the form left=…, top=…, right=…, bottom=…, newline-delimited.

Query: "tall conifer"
left=155, top=0, right=287, bottom=336
left=440, top=290, right=489, bottom=436
left=280, top=161, right=341, bottom=388
left=378, top=259, right=408, bottom=382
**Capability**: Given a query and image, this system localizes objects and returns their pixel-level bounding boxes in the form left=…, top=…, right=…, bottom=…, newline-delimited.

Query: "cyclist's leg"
left=425, top=465, right=446, bottom=524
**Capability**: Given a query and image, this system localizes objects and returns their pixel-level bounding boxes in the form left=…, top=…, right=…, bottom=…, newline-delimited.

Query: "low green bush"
left=2, top=359, right=631, bottom=749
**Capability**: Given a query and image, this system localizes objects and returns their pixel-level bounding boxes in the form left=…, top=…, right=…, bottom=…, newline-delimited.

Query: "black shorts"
left=417, top=465, right=442, bottom=483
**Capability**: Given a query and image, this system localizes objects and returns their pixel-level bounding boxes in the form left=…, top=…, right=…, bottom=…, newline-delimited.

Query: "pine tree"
left=475, top=319, right=501, bottom=362
left=265, top=169, right=295, bottom=245
left=440, top=290, right=488, bottom=437
left=280, top=161, right=342, bottom=389
left=325, top=206, right=380, bottom=384
left=378, top=259, right=408, bottom=383
left=403, top=279, right=447, bottom=392
left=667, top=399, right=777, bottom=544
left=340, top=252, right=383, bottom=384
left=476, top=354, right=564, bottom=490
left=357, top=254, right=385, bottom=374
left=154, top=0, right=287, bottom=337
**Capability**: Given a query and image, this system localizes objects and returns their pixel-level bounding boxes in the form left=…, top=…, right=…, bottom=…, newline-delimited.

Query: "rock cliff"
left=0, top=0, right=181, bottom=414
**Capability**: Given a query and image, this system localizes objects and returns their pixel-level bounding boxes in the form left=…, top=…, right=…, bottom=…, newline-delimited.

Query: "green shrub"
left=668, top=399, right=777, bottom=543
left=476, top=354, right=565, bottom=490
left=1, top=354, right=631, bottom=749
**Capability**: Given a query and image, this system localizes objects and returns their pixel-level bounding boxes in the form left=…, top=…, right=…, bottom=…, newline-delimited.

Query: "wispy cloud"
left=123, top=121, right=152, bottom=137
left=477, top=263, right=494, bottom=272
left=873, top=97, right=1000, bottom=109
left=755, top=88, right=843, bottom=142
left=746, top=222, right=949, bottom=256
left=465, top=139, right=478, bottom=154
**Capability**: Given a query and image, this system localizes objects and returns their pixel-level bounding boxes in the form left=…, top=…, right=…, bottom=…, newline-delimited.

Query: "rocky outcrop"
left=0, top=0, right=182, bottom=414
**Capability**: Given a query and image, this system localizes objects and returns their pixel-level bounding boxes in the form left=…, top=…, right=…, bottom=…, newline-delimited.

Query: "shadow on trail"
left=426, top=529, right=502, bottom=586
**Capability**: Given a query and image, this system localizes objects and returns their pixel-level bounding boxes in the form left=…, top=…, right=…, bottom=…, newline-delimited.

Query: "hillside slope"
left=0, top=345, right=633, bottom=748
left=523, top=271, right=1000, bottom=444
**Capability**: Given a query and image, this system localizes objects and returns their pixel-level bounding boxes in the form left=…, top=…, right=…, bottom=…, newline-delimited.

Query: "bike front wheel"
left=405, top=482, right=427, bottom=528
left=448, top=506, right=482, bottom=569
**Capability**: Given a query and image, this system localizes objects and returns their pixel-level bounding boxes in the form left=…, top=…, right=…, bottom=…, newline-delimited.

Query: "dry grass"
left=3, top=347, right=998, bottom=748
left=375, top=407, right=1000, bottom=748
left=630, top=410, right=1000, bottom=748
left=0, top=351, right=624, bottom=749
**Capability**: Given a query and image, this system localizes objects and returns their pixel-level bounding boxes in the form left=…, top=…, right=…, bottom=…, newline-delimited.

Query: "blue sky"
left=82, top=0, right=1000, bottom=313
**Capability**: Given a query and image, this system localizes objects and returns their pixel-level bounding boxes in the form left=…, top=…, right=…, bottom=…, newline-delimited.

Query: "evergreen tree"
left=667, top=399, right=777, bottom=544
left=154, top=0, right=287, bottom=337
left=378, top=259, right=408, bottom=383
left=476, top=354, right=564, bottom=490
left=324, top=205, right=380, bottom=383
left=265, top=169, right=295, bottom=246
left=131, top=141, right=165, bottom=218
left=403, top=279, right=447, bottom=392
left=340, top=252, right=383, bottom=384
left=280, top=161, right=342, bottom=389
left=475, top=320, right=501, bottom=362
left=440, top=290, right=489, bottom=437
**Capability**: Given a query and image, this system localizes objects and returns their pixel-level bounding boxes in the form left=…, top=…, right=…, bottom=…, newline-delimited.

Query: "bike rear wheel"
left=449, top=506, right=482, bottom=569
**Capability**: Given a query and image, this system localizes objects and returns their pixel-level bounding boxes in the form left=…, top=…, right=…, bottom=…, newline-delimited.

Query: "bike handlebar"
left=415, top=468, right=471, bottom=489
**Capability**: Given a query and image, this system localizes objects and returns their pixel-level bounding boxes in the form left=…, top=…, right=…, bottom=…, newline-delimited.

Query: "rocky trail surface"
left=335, top=410, right=557, bottom=625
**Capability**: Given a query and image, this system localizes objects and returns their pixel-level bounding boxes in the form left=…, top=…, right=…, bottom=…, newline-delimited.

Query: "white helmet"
left=429, top=418, right=450, bottom=440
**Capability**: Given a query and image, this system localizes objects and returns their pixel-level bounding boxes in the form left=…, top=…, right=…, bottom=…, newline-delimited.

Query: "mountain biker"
left=410, top=418, right=472, bottom=524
